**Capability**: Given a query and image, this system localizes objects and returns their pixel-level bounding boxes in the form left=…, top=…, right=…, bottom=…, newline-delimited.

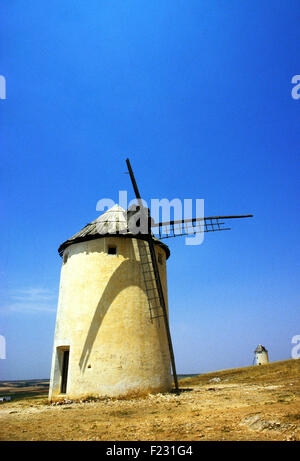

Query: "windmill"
left=48, top=158, right=253, bottom=401
left=125, top=158, right=253, bottom=393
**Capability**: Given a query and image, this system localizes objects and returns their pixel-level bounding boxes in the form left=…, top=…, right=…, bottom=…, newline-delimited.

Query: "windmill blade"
left=152, top=214, right=253, bottom=239
left=126, top=159, right=179, bottom=392
left=126, top=158, right=144, bottom=207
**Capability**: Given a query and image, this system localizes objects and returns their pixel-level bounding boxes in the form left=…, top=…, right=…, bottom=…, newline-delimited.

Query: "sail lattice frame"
left=151, top=215, right=253, bottom=240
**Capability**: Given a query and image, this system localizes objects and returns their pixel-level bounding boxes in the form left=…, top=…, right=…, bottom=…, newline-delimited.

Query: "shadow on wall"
left=78, top=258, right=145, bottom=373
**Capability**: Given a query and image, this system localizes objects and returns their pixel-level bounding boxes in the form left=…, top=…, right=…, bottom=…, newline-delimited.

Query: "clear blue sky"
left=1, top=1, right=299, bottom=380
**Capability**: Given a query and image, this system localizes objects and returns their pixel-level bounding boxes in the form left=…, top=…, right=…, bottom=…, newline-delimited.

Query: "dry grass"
left=0, top=359, right=299, bottom=441
left=180, top=358, right=300, bottom=385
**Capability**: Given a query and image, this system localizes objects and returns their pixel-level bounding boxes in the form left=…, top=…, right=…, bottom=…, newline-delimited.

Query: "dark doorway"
left=60, top=349, right=69, bottom=394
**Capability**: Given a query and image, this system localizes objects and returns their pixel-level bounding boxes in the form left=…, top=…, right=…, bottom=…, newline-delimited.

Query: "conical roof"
left=58, top=204, right=170, bottom=258
left=254, top=344, right=268, bottom=353
left=94, top=204, right=128, bottom=234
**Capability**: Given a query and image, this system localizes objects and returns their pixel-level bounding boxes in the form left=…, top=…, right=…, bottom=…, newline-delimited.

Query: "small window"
left=158, top=253, right=163, bottom=265
left=108, top=246, right=117, bottom=255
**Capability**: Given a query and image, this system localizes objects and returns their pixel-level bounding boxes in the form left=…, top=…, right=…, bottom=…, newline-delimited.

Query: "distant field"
left=0, top=379, right=49, bottom=401
left=177, top=374, right=200, bottom=380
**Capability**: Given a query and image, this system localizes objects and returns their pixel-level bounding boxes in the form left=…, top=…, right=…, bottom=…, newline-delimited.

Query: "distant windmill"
left=254, top=345, right=269, bottom=365
left=48, top=159, right=253, bottom=400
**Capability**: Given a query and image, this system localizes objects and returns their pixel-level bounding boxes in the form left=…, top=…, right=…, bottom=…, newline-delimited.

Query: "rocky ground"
left=0, top=359, right=299, bottom=441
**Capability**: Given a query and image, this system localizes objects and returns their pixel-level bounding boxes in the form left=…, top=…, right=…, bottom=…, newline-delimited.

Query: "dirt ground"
left=0, top=359, right=299, bottom=441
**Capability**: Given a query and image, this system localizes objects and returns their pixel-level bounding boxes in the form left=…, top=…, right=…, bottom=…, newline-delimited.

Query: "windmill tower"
left=49, top=159, right=253, bottom=401
left=254, top=344, right=269, bottom=365
left=48, top=204, right=172, bottom=400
